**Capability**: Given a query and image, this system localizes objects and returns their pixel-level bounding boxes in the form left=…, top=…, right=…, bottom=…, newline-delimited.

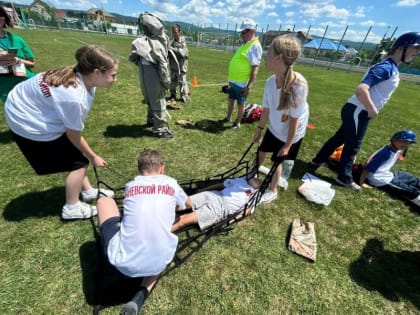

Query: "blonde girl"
left=253, top=36, right=309, bottom=203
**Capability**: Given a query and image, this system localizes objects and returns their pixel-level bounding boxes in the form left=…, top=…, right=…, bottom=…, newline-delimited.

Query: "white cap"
left=239, top=18, right=257, bottom=31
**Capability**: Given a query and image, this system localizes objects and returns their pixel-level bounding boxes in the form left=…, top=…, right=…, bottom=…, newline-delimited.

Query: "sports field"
left=0, top=28, right=419, bottom=314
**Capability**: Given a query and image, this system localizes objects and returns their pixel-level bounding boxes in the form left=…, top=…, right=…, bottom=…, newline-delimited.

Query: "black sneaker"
left=155, top=130, right=173, bottom=139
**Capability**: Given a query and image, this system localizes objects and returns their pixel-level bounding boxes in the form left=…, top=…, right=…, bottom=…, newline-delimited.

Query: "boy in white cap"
left=223, top=18, right=262, bottom=129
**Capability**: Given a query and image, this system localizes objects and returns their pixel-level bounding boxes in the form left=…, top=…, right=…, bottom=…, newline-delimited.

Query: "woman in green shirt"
left=0, top=5, right=35, bottom=102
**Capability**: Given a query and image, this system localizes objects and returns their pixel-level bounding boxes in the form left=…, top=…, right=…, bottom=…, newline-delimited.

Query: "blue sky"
left=13, top=0, right=420, bottom=42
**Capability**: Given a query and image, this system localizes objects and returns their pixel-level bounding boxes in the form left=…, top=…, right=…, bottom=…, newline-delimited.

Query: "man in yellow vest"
left=223, top=18, right=262, bottom=129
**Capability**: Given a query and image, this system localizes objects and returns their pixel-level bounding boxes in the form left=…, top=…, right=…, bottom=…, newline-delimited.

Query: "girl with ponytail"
left=253, top=36, right=309, bottom=203
left=5, top=45, right=118, bottom=220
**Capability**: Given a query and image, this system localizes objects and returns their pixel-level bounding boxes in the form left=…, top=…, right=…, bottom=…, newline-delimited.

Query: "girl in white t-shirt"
left=5, top=45, right=118, bottom=220
left=253, top=36, right=309, bottom=204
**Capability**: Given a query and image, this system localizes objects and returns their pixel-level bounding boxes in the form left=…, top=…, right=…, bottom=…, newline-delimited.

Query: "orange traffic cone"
left=192, top=76, right=198, bottom=88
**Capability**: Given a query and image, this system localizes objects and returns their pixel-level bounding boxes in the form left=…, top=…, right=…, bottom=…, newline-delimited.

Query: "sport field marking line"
left=189, top=79, right=265, bottom=87
left=53, top=37, right=89, bottom=45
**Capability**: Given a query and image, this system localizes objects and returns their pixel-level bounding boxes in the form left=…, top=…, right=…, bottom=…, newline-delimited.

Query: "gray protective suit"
left=129, top=13, right=171, bottom=133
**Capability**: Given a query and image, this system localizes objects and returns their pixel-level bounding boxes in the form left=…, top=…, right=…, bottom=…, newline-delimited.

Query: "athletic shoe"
left=335, top=178, right=361, bottom=190
left=154, top=130, right=174, bottom=139
left=181, top=95, right=189, bottom=103
left=260, top=190, right=278, bottom=204
left=231, top=123, right=240, bottom=129
left=82, top=188, right=114, bottom=202
left=62, top=202, right=97, bottom=220
left=410, top=196, right=420, bottom=207
left=120, top=301, right=138, bottom=315
left=121, top=287, right=148, bottom=315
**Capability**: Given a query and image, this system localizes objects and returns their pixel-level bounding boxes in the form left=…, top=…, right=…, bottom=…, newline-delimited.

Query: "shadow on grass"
left=0, top=130, right=13, bottom=144
left=103, top=124, right=155, bottom=138
left=349, top=238, right=420, bottom=310
left=79, top=239, right=145, bottom=313
left=3, top=187, right=64, bottom=221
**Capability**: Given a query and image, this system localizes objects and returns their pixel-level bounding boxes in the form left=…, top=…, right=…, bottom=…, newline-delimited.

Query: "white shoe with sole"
left=260, top=190, right=278, bottom=204
left=62, top=202, right=97, bottom=220
left=81, top=188, right=114, bottom=202
left=335, top=178, right=361, bottom=190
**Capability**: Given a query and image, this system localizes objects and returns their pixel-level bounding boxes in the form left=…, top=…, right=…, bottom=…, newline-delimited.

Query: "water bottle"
left=279, top=160, right=294, bottom=190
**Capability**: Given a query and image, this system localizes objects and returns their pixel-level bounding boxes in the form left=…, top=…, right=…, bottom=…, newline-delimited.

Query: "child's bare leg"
left=171, top=212, right=198, bottom=232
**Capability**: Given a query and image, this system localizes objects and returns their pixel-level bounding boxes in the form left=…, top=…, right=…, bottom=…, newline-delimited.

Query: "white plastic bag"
left=298, top=173, right=335, bottom=206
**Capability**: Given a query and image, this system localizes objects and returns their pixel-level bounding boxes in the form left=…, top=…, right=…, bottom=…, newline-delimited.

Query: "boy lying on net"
left=172, top=176, right=262, bottom=232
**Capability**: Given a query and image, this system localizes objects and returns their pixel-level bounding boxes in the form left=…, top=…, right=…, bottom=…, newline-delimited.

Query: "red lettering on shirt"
left=125, top=184, right=156, bottom=198
left=38, top=77, right=51, bottom=98
left=158, top=184, right=175, bottom=196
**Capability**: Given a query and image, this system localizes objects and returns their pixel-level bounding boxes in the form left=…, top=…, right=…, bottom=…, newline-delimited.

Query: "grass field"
left=0, top=28, right=419, bottom=315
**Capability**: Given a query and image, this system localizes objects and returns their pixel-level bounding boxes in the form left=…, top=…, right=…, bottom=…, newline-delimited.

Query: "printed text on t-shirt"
left=125, top=184, right=175, bottom=198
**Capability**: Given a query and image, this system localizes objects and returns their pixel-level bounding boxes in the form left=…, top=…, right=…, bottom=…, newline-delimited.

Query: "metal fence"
left=17, top=18, right=420, bottom=83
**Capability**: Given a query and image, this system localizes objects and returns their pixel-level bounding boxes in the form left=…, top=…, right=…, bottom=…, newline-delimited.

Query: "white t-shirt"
left=107, top=174, right=188, bottom=277
left=5, top=72, right=95, bottom=141
left=365, top=145, right=400, bottom=187
left=221, top=177, right=256, bottom=213
left=262, top=73, right=309, bottom=143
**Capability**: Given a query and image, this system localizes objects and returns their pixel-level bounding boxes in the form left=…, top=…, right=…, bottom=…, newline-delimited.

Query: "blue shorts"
left=99, top=216, right=127, bottom=278
left=259, top=129, right=303, bottom=162
left=228, top=82, right=247, bottom=105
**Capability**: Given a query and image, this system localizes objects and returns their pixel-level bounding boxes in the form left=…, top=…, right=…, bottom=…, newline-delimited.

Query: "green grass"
left=1, top=29, right=419, bottom=314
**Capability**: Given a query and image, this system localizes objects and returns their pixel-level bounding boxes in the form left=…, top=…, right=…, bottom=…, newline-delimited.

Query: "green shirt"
left=0, top=31, right=35, bottom=102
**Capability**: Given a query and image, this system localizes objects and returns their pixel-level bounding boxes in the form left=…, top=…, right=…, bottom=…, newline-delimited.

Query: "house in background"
left=85, top=8, right=115, bottom=23
left=28, top=0, right=56, bottom=21
left=261, top=30, right=312, bottom=48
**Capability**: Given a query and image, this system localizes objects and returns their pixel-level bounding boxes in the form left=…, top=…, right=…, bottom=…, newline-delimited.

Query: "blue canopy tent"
left=304, top=38, right=347, bottom=52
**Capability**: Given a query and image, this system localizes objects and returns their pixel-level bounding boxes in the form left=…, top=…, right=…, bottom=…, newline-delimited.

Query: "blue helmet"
left=390, top=32, right=420, bottom=51
left=391, top=130, right=417, bottom=143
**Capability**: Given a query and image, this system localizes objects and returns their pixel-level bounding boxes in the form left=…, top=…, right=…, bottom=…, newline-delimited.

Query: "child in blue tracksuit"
left=359, top=130, right=419, bottom=207
left=311, top=32, right=420, bottom=190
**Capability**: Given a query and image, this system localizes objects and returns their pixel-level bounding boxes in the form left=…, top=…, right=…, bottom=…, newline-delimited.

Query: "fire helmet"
left=391, top=130, right=417, bottom=143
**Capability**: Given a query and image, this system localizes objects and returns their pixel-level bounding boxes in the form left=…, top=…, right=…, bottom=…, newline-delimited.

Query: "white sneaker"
left=279, top=177, right=289, bottom=190
left=62, top=202, right=97, bottom=220
left=81, top=188, right=114, bottom=202
left=410, top=196, right=420, bottom=207
left=335, top=178, right=361, bottom=191
left=260, top=190, right=278, bottom=204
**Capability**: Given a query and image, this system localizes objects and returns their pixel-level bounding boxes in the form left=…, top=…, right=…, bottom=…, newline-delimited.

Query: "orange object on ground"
left=191, top=76, right=198, bottom=87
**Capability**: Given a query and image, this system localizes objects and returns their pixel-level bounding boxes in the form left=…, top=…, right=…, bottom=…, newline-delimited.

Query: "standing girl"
left=5, top=45, right=117, bottom=219
left=253, top=36, right=309, bottom=204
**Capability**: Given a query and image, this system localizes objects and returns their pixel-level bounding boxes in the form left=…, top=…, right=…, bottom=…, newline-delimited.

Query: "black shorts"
left=11, top=131, right=89, bottom=175
left=99, top=216, right=127, bottom=278
left=259, top=129, right=303, bottom=162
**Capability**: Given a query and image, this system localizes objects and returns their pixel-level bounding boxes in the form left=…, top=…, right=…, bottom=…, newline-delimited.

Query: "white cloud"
left=301, top=4, right=350, bottom=19
left=285, top=11, right=295, bottom=17
left=395, top=0, right=420, bottom=6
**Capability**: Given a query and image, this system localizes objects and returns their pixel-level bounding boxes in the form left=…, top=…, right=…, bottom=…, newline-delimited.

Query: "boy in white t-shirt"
left=359, top=130, right=419, bottom=207
left=96, top=149, right=188, bottom=315
left=171, top=176, right=262, bottom=232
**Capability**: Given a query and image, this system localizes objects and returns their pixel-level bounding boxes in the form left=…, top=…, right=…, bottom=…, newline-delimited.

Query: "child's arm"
left=359, top=169, right=373, bottom=188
